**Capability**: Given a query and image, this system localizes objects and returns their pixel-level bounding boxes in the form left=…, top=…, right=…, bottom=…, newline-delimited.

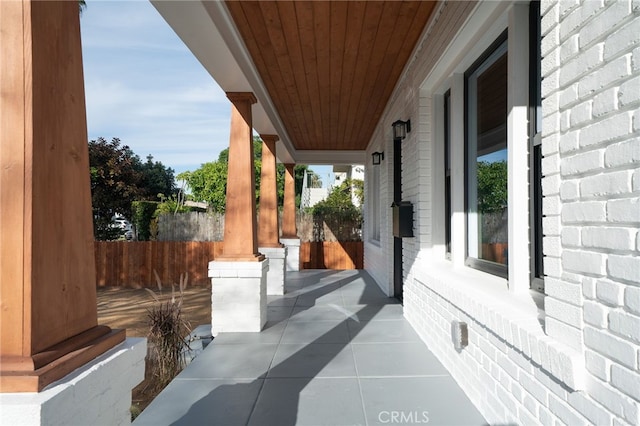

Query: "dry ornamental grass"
left=96, top=275, right=211, bottom=417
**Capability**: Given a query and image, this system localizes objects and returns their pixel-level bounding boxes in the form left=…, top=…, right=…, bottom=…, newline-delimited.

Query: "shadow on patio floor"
left=133, top=270, right=486, bottom=426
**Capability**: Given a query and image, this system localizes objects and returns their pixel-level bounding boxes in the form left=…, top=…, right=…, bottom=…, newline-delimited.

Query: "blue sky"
left=80, top=0, right=332, bottom=183
left=81, top=1, right=229, bottom=176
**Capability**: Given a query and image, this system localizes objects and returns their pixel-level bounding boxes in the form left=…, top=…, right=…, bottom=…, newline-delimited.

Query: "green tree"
left=178, top=161, right=229, bottom=212
left=181, top=136, right=316, bottom=211
left=89, top=137, right=143, bottom=239
left=89, top=137, right=177, bottom=239
left=476, top=161, right=508, bottom=213
left=140, top=155, right=177, bottom=200
left=350, top=178, right=364, bottom=206
left=311, top=179, right=363, bottom=241
left=315, top=180, right=355, bottom=211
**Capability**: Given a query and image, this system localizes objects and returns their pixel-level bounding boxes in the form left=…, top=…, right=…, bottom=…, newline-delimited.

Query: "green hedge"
left=131, top=201, right=158, bottom=241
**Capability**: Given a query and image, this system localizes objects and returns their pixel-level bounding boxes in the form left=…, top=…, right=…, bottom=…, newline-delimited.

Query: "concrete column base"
left=208, top=259, right=269, bottom=335
left=259, top=246, right=287, bottom=295
left=0, top=338, right=146, bottom=426
left=281, top=238, right=301, bottom=271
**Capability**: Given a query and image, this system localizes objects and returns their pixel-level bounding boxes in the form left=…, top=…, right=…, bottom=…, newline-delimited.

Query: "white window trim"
left=507, top=3, right=532, bottom=293
left=367, top=154, right=382, bottom=244
left=419, top=1, right=585, bottom=390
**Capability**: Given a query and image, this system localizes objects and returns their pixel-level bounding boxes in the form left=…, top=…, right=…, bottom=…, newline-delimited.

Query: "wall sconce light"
left=392, top=119, right=411, bottom=140
left=372, top=151, right=384, bottom=165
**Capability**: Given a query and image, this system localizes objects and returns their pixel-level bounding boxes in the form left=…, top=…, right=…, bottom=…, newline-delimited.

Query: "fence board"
left=95, top=241, right=363, bottom=287
left=95, top=241, right=221, bottom=287
left=299, top=242, right=363, bottom=270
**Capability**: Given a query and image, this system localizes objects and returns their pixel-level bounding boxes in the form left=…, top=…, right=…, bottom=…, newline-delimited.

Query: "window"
left=444, top=90, right=452, bottom=258
left=465, top=34, right=509, bottom=278
left=370, top=162, right=380, bottom=241
left=530, top=0, right=544, bottom=291
left=433, top=3, right=541, bottom=287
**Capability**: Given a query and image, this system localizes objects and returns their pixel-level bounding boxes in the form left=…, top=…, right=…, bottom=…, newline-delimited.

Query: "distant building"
left=299, top=168, right=328, bottom=209
left=333, top=165, right=364, bottom=207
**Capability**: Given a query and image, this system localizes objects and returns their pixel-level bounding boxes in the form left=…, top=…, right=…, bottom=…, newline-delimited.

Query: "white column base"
left=208, top=259, right=269, bottom=335
left=259, top=246, right=287, bottom=295
left=0, top=338, right=146, bottom=426
left=280, top=238, right=301, bottom=271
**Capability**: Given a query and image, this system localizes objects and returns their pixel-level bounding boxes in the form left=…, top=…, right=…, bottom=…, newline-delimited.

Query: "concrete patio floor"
left=134, top=270, right=486, bottom=426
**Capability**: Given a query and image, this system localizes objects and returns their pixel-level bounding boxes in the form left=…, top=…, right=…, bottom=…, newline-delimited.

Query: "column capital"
left=259, top=134, right=279, bottom=144
left=226, top=92, right=257, bottom=104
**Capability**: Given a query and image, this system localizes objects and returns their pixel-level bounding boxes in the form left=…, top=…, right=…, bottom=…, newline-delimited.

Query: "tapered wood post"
left=282, top=164, right=298, bottom=238
left=0, top=0, right=124, bottom=392
left=258, top=135, right=283, bottom=248
left=209, top=93, right=267, bottom=331
left=219, top=92, right=264, bottom=261
left=257, top=135, right=286, bottom=295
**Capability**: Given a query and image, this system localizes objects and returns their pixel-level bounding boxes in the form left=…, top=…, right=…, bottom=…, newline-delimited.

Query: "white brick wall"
left=542, top=0, right=639, bottom=413
left=364, top=0, right=640, bottom=424
left=209, top=259, right=268, bottom=334
left=0, top=338, right=146, bottom=426
left=363, top=122, right=393, bottom=295
left=544, top=0, right=639, bottom=418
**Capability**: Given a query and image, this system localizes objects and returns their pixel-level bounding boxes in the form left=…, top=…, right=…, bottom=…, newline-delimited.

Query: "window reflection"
left=467, top=40, right=508, bottom=267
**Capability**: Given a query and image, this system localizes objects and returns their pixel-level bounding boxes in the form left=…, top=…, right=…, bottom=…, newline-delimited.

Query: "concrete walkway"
left=134, top=270, right=486, bottom=426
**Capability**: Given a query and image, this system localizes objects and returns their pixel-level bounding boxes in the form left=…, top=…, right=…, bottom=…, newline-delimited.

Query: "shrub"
left=132, top=201, right=158, bottom=241
left=311, top=179, right=363, bottom=241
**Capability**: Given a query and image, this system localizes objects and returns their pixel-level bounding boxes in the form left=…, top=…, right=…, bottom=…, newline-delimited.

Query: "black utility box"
left=391, top=201, right=414, bottom=238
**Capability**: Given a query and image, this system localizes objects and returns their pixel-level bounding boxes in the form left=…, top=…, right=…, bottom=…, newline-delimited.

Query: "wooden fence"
left=300, top=241, right=363, bottom=269
left=153, top=211, right=361, bottom=242
left=95, top=241, right=222, bottom=287
left=95, top=241, right=363, bottom=287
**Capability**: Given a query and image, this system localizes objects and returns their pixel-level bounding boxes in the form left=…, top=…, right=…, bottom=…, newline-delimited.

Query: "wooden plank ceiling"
left=225, top=1, right=437, bottom=151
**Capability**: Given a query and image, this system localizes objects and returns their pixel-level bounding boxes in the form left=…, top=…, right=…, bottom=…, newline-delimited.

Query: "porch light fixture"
left=372, top=151, right=384, bottom=165
left=392, top=119, right=411, bottom=140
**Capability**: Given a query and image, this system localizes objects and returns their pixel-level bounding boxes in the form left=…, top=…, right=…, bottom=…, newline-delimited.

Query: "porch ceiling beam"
left=293, top=150, right=366, bottom=166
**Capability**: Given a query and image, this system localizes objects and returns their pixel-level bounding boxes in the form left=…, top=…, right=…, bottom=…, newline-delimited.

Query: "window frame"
left=529, top=0, right=545, bottom=292
left=444, top=90, right=452, bottom=259
left=464, top=31, right=509, bottom=279
left=430, top=2, right=538, bottom=292
left=369, top=159, right=381, bottom=243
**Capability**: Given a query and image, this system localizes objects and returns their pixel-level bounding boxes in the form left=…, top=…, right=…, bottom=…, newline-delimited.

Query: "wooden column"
left=258, top=135, right=283, bottom=248
left=219, top=92, right=264, bottom=261
left=0, top=0, right=124, bottom=392
left=281, top=164, right=298, bottom=238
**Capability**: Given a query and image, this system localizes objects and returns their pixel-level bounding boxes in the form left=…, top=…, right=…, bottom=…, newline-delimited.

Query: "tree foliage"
left=180, top=136, right=317, bottom=212
left=140, top=155, right=177, bottom=200
left=178, top=161, right=229, bottom=213
left=131, top=201, right=158, bottom=241
left=351, top=179, right=364, bottom=206
left=89, top=138, right=142, bottom=239
left=88, top=137, right=176, bottom=240
left=477, top=160, right=508, bottom=213
left=313, top=179, right=361, bottom=211
left=311, top=179, right=363, bottom=241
